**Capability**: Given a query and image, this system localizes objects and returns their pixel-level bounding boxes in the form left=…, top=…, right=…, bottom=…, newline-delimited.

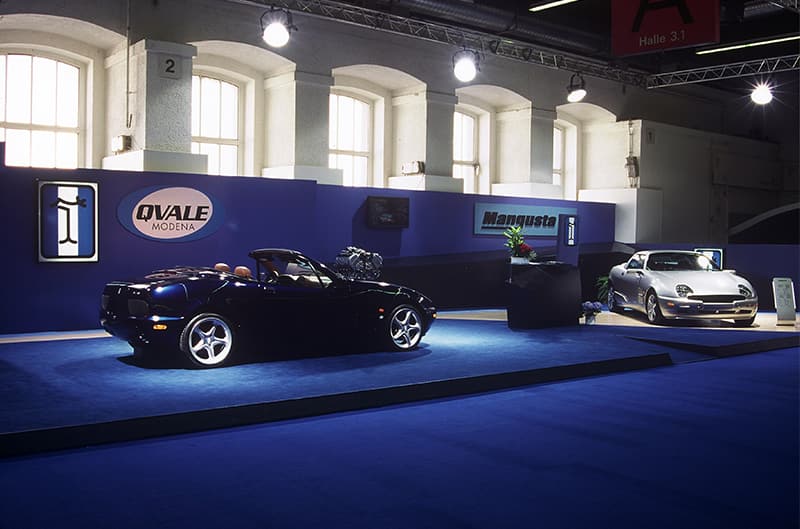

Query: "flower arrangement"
left=581, top=301, right=603, bottom=324
left=503, top=225, right=537, bottom=261
left=582, top=301, right=603, bottom=316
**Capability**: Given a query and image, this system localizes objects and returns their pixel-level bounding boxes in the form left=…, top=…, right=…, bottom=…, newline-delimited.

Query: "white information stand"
left=771, top=277, right=797, bottom=326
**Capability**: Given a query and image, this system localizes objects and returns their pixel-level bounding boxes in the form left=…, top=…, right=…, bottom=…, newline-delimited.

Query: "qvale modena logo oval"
left=118, top=186, right=224, bottom=242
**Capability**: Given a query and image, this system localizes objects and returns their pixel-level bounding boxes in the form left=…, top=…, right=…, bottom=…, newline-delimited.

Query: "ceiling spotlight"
left=751, top=83, right=773, bottom=105
left=453, top=50, right=480, bottom=83
left=261, top=7, right=296, bottom=48
left=566, top=72, right=587, bottom=103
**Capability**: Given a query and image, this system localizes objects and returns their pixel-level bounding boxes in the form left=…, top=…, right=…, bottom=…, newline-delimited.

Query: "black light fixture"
left=453, top=49, right=480, bottom=83
left=566, top=72, right=586, bottom=102
left=260, top=6, right=296, bottom=48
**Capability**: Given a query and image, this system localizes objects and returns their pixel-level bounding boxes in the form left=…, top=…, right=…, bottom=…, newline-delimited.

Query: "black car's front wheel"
left=387, top=305, right=423, bottom=351
left=180, top=313, right=235, bottom=367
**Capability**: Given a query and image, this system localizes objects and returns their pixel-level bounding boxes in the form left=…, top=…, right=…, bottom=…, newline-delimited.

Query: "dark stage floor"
left=1, top=312, right=797, bottom=456
left=1, top=346, right=797, bottom=529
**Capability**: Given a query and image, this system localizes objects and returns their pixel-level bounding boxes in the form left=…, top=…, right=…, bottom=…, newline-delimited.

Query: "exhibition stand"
left=506, top=261, right=581, bottom=328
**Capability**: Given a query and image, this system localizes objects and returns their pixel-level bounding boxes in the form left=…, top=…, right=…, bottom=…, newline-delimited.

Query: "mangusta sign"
left=474, top=203, right=577, bottom=237
left=118, top=186, right=224, bottom=242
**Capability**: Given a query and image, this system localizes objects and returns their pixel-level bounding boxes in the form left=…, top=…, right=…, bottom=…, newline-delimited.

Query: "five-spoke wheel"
left=607, top=284, right=622, bottom=313
left=645, top=291, right=664, bottom=325
left=180, top=313, right=235, bottom=367
left=388, top=305, right=423, bottom=351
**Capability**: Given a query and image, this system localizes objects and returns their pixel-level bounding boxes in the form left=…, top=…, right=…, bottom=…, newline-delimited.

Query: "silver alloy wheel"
left=185, top=314, right=233, bottom=366
left=389, top=306, right=422, bottom=350
left=646, top=292, right=661, bottom=324
left=607, top=285, right=617, bottom=312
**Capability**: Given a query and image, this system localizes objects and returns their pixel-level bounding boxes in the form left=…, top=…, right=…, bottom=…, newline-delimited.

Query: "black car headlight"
left=675, top=284, right=693, bottom=298
left=738, top=284, right=754, bottom=298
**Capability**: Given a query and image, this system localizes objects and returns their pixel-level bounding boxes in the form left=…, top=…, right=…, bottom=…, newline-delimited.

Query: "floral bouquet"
left=503, top=225, right=537, bottom=261
left=582, top=301, right=603, bottom=323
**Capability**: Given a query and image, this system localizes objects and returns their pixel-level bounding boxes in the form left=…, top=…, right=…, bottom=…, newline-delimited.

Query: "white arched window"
left=191, top=74, right=240, bottom=175
left=453, top=110, right=478, bottom=193
left=329, top=92, right=371, bottom=187
left=0, top=53, right=81, bottom=168
left=553, top=124, right=565, bottom=186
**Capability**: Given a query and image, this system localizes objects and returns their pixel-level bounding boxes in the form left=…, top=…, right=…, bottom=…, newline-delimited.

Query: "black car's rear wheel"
left=387, top=305, right=423, bottom=351
left=180, top=313, right=235, bottom=367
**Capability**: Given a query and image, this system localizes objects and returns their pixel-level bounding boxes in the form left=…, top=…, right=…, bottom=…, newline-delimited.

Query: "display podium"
left=506, top=261, right=580, bottom=328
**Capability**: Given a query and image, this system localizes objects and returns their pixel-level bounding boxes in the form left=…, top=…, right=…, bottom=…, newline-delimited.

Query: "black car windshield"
left=646, top=253, right=719, bottom=271
left=256, top=255, right=337, bottom=288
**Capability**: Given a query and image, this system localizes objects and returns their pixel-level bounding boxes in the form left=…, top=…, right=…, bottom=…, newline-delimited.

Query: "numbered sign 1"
left=771, top=277, right=796, bottom=326
left=159, top=54, right=181, bottom=79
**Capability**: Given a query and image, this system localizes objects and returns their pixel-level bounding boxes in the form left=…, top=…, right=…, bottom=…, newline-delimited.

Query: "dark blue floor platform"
left=1, top=316, right=798, bottom=457
left=1, top=346, right=798, bottom=529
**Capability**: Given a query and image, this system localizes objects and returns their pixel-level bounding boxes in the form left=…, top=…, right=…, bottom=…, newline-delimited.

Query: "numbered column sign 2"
left=159, top=54, right=181, bottom=79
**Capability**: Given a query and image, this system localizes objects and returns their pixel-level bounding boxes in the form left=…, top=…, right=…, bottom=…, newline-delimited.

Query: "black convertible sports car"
left=101, top=249, right=437, bottom=367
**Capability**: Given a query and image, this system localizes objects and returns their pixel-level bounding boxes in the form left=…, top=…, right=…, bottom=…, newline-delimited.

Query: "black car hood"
left=347, top=279, right=430, bottom=302
left=348, top=279, right=403, bottom=294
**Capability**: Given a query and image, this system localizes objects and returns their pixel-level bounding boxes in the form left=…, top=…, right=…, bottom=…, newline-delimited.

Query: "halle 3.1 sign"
left=611, top=0, right=719, bottom=56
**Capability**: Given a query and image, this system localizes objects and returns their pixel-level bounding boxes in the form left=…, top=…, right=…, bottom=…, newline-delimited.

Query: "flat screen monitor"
left=366, top=196, right=409, bottom=229
left=694, top=248, right=724, bottom=269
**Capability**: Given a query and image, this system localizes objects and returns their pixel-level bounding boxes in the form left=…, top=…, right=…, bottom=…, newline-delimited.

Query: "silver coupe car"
left=607, top=250, right=758, bottom=326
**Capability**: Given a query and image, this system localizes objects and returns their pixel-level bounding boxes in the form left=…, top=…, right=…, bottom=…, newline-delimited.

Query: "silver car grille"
left=687, top=295, right=745, bottom=303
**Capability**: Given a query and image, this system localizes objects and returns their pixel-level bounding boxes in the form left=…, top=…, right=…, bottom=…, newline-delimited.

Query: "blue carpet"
left=0, top=347, right=796, bottom=529
left=0, top=320, right=796, bottom=435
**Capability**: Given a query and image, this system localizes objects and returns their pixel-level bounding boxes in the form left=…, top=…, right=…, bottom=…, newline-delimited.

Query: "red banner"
left=611, top=0, right=720, bottom=56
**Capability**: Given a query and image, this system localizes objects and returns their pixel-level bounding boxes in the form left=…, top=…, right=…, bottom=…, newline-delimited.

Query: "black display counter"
left=506, top=261, right=581, bottom=328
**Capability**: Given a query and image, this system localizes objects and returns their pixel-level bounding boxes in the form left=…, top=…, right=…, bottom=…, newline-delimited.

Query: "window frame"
left=190, top=70, right=244, bottom=176
left=0, top=49, right=86, bottom=168
left=328, top=89, right=373, bottom=187
left=453, top=107, right=479, bottom=194
left=552, top=123, right=566, bottom=186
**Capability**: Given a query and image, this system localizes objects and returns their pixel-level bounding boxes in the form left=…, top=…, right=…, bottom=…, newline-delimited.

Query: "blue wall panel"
left=2, top=165, right=619, bottom=333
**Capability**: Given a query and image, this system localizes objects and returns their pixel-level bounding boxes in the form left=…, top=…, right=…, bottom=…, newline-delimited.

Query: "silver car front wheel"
left=645, top=291, right=664, bottom=325
left=607, top=285, right=622, bottom=313
left=388, top=305, right=423, bottom=351
left=180, top=313, right=235, bottom=367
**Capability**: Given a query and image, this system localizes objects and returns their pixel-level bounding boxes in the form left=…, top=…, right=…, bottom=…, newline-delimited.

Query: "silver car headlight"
left=675, top=284, right=693, bottom=298
left=738, top=284, right=754, bottom=298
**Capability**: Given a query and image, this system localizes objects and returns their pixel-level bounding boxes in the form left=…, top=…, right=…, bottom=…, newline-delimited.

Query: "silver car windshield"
left=646, top=253, right=719, bottom=272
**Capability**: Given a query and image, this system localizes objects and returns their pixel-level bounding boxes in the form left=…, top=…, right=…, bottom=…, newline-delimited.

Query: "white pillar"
left=103, top=40, right=207, bottom=173
left=388, top=91, right=463, bottom=193
left=262, top=71, right=342, bottom=185
left=492, top=106, right=562, bottom=198
left=530, top=107, right=556, bottom=184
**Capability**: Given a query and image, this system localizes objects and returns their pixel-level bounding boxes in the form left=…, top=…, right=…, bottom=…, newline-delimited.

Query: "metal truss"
left=237, top=0, right=650, bottom=87
left=646, top=55, right=800, bottom=88
left=231, top=0, right=799, bottom=90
